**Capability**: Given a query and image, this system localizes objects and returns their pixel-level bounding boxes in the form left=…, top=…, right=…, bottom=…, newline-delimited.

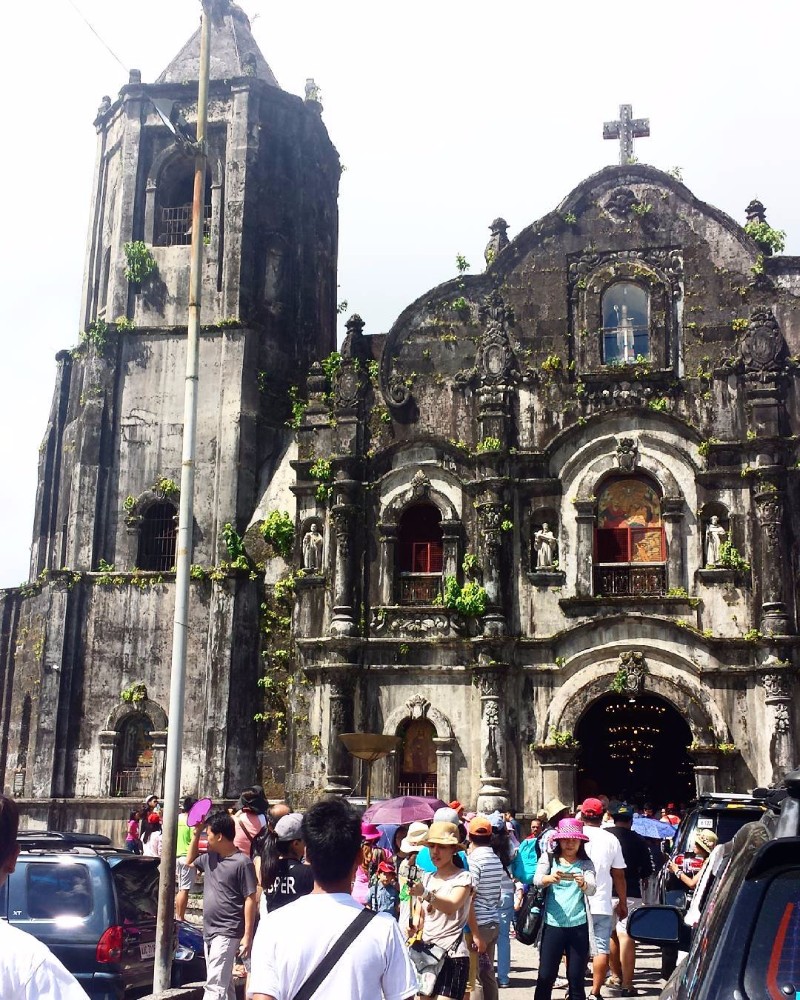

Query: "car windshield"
left=111, top=862, right=159, bottom=922
left=686, top=812, right=762, bottom=852
left=744, top=871, right=800, bottom=1000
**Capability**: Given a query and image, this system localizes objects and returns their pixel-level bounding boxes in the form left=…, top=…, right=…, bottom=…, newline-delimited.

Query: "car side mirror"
left=664, top=889, right=687, bottom=910
left=661, top=837, right=673, bottom=852
left=629, top=905, right=691, bottom=951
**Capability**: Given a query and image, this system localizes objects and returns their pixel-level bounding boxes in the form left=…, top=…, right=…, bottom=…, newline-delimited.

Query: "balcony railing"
left=157, top=204, right=212, bottom=247
left=594, top=563, right=666, bottom=597
left=112, top=766, right=154, bottom=798
left=399, top=574, right=441, bottom=605
left=398, top=774, right=438, bottom=797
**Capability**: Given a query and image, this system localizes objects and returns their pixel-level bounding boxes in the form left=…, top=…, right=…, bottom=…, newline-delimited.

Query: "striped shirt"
left=468, top=846, right=503, bottom=925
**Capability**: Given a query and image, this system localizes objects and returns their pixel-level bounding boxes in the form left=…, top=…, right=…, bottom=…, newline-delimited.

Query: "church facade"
left=1, top=4, right=798, bottom=828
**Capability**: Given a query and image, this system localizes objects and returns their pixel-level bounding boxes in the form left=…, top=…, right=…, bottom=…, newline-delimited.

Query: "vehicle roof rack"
left=17, top=830, right=112, bottom=849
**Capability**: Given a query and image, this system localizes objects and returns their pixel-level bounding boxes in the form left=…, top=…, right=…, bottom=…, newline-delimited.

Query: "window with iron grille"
left=137, top=502, right=177, bottom=571
left=397, top=504, right=443, bottom=605
left=594, top=476, right=665, bottom=596
left=155, top=160, right=213, bottom=247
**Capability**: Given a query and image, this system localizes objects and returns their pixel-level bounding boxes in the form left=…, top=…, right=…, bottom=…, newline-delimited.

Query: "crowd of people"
left=0, top=785, right=689, bottom=999
left=169, top=789, right=682, bottom=1000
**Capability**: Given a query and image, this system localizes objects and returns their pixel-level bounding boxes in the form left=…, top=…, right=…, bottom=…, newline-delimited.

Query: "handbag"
left=408, top=933, right=463, bottom=997
left=514, top=883, right=547, bottom=945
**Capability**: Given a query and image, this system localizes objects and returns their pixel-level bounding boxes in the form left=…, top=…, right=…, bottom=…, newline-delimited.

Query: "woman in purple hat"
left=533, top=818, right=597, bottom=1000
left=352, top=821, right=391, bottom=906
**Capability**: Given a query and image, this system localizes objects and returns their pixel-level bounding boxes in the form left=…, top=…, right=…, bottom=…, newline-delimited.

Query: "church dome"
left=156, top=0, right=280, bottom=87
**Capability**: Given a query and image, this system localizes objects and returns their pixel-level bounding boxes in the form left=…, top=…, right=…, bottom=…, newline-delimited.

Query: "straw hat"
left=694, top=830, right=718, bottom=855
left=425, top=821, right=462, bottom=846
left=544, top=798, right=569, bottom=822
left=399, top=821, right=429, bottom=853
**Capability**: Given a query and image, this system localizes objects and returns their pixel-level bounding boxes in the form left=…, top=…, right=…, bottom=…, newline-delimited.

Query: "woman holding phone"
left=533, top=818, right=597, bottom=1000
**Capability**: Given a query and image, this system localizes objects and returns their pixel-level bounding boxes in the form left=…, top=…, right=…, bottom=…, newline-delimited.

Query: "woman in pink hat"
left=352, top=821, right=391, bottom=906
left=533, top=818, right=597, bottom=1000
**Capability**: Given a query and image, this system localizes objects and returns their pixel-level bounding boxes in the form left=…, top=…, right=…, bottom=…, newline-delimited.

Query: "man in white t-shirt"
left=580, top=798, right=628, bottom=1000
left=248, top=797, right=417, bottom=1000
left=0, top=794, right=90, bottom=1000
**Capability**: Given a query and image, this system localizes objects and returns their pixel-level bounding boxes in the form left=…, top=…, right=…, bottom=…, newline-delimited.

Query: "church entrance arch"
left=575, top=694, right=694, bottom=805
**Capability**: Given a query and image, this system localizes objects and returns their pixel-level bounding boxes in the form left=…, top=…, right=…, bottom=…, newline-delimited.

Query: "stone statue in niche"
left=302, top=522, right=324, bottom=572
left=705, top=516, right=727, bottom=567
left=534, top=523, right=558, bottom=569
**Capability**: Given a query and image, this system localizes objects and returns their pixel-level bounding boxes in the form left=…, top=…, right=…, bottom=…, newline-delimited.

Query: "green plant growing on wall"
left=286, top=386, right=307, bottom=429
left=80, top=318, right=111, bottom=353
left=476, top=436, right=502, bottom=453
left=121, top=682, right=147, bottom=705
left=114, top=315, right=135, bottom=331
left=154, top=477, right=179, bottom=497
left=123, top=495, right=136, bottom=512
left=260, top=510, right=294, bottom=560
left=562, top=211, right=578, bottom=225
left=462, top=553, right=479, bottom=576
left=731, top=318, right=749, bottom=332
left=221, top=522, right=251, bottom=571
left=547, top=727, right=580, bottom=749
left=123, top=241, right=157, bottom=284
left=441, top=576, right=488, bottom=617
left=541, top=354, right=563, bottom=375
left=631, top=201, right=652, bottom=216
left=648, top=397, right=669, bottom=412
left=309, top=459, right=333, bottom=503
left=744, top=220, right=786, bottom=255
left=320, top=351, right=342, bottom=381
left=716, top=540, right=750, bottom=573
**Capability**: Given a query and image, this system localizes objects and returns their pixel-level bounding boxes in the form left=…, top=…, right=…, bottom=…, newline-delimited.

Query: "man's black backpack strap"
left=291, top=908, right=376, bottom=1000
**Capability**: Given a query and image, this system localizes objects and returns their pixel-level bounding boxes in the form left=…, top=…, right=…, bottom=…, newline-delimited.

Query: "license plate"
left=140, top=942, right=156, bottom=960
left=697, top=818, right=713, bottom=829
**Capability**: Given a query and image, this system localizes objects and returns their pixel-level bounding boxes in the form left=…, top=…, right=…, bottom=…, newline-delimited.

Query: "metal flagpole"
left=153, top=1, right=212, bottom=991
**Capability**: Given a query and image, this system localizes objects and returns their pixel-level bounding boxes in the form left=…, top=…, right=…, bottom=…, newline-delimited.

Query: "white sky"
left=1, top=0, right=799, bottom=587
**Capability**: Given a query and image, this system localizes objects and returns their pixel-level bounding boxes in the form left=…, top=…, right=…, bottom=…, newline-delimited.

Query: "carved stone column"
left=476, top=494, right=506, bottom=636
left=754, top=486, right=791, bottom=635
left=149, top=731, right=168, bottom=797
left=98, top=730, right=119, bottom=797
left=378, top=523, right=397, bottom=606
left=662, top=496, right=685, bottom=592
left=330, top=503, right=357, bottom=636
left=761, top=666, right=795, bottom=783
left=440, top=519, right=461, bottom=582
left=325, top=673, right=355, bottom=794
left=574, top=500, right=595, bottom=596
left=476, top=669, right=510, bottom=812
left=433, top=737, right=454, bottom=802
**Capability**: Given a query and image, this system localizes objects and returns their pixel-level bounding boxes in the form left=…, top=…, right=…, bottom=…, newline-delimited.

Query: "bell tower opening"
left=575, top=694, right=694, bottom=805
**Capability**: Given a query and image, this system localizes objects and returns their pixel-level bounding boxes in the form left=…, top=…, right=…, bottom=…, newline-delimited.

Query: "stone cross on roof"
left=603, top=104, right=650, bottom=165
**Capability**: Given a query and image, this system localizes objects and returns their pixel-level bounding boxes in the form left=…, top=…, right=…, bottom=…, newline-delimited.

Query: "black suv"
left=0, top=831, right=204, bottom=999
left=630, top=769, right=800, bottom=1000
left=655, top=791, right=766, bottom=900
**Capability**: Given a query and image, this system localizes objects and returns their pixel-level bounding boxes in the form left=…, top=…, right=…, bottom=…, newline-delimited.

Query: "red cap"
left=449, top=800, right=463, bottom=812
left=377, top=861, right=396, bottom=875
left=147, top=813, right=161, bottom=824
left=580, top=797, right=604, bottom=819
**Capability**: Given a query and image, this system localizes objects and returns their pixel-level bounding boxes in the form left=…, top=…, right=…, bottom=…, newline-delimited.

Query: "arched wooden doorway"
left=575, top=693, right=694, bottom=805
left=398, top=718, right=437, bottom=797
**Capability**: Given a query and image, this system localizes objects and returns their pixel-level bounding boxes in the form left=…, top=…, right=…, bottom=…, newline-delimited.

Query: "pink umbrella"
left=361, top=795, right=447, bottom=825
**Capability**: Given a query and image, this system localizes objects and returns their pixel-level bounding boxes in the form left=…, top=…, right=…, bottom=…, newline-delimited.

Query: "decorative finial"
left=305, top=78, right=322, bottom=107
left=603, top=104, right=650, bottom=165
left=485, top=218, right=509, bottom=267
left=745, top=199, right=766, bottom=225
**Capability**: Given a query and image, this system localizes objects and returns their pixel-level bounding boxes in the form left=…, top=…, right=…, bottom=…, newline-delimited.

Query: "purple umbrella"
left=362, top=795, right=447, bottom=825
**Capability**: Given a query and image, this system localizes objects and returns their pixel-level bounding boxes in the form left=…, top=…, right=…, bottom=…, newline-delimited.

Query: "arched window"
left=398, top=718, right=437, bottom=796
left=595, top=476, right=665, bottom=596
left=397, top=504, right=443, bottom=605
left=155, top=160, right=212, bottom=247
left=112, top=713, right=154, bottom=797
left=137, top=502, right=177, bottom=571
left=602, top=282, right=649, bottom=364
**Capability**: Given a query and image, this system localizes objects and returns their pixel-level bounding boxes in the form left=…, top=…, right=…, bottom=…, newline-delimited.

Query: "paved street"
left=498, top=936, right=667, bottom=999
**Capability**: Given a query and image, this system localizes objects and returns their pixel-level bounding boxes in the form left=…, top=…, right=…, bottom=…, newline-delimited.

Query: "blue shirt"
left=416, top=847, right=469, bottom=873
left=538, top=858, right=595, bottom=928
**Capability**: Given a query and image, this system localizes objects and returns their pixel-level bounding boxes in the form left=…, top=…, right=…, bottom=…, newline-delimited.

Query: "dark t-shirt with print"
left=264, top=856, right=315, bottom=912
left=194, top=850, right=257, bottom=938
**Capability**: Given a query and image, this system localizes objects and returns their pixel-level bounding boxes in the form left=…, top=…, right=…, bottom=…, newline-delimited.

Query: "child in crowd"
left=369, top=861, right=400, bottom=917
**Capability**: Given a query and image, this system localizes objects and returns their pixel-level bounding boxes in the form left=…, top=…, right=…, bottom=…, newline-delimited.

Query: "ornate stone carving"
left=484, top=217, right=509, bottom=266
left=387, top=372, right=411, bottom=408
left=567, top=246, right=683, bottom=299
left=302, top=522, right=324, bottom=571
left=340, top=314, right=369, bottom=362
left=604, top=188, right=638, bottom=220
left=740, top=307, right=786, bottom=372
left=484, top=700, right=500, bottom=728
left=774, top=702, right=790, bottom=734
left=307, top=361, right=328, bottom=399
left=615, top=437, right=638, bottom=471
left=406, top=693, right=430, bottom=720
left=618, top=651, right=647, bottom=698
left=410, top=470, right=431, bottom=499
left=332, top=363, right=364, bottom=411
left=761, top=670, right=791, bottom=701
left=455, top=290, right=518, bottom=389
left=371, top=608, right=466, bottom=639
left=477, top=670, right=501, bottom=698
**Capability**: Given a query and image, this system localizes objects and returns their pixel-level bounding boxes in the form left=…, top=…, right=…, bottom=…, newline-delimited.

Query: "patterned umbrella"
left=361, top=795, right=447, bottom=825
left=632, top=815, right=677, bottom=839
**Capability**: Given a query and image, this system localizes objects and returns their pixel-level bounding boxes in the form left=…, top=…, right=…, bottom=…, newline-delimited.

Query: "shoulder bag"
left=515, top=852, right=554, bottom=945
left=407, top=873, right=464, bottom=997
left=290, top=908, right=376, bottom=1000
